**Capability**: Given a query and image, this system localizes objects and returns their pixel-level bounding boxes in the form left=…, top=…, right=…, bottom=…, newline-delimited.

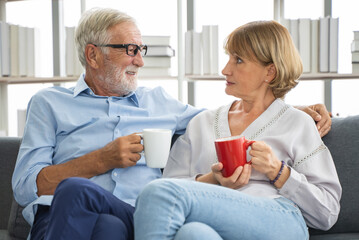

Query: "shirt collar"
left=73, top=73, right=139, bottom=106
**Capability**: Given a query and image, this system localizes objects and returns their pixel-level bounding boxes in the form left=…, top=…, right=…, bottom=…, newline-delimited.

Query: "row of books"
left=185, top=25, right=219, bottom=75
left=140, top=35, right=175, bottom=77
left=281, top=17, right=339, bottom=73
left=0, top=21, right=35, bottom=77
left=352, top=31, right=359, bottom=74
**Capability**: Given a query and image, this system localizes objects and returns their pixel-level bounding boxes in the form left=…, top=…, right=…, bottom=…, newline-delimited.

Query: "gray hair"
left=75, top=8, right=137, bottom=67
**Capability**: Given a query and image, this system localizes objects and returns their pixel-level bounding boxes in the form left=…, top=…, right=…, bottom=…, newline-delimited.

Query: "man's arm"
left=36, top=134, right=143, bottom=196
left=295, top=103, right=332, bottom=137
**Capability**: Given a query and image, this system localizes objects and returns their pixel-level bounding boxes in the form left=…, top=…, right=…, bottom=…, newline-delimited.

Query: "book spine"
left=10, top=24, right=19, bottom=77
left=210, top=25, right=219, bottom=75
left=319, top=16, right=330, bottom=73
left=311, top=19, right=319, bottom=73
left=185, top=31, right=193, bottom=75
left=299, top=19, right=311, bottom=73
left=329, top=18, right=339, bottom=73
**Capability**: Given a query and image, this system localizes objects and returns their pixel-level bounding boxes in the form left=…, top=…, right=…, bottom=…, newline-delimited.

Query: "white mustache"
left=125, top=66, right=139, bottom=73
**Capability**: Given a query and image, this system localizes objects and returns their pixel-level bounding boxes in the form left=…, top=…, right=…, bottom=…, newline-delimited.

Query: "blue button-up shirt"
left=12, top=74, right=203, bottom=225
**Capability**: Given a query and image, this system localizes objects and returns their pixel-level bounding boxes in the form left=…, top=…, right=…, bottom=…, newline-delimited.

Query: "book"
left=142, top=35, right=170, bottom=45
left=210, top=25, right=219, bottom=75
left=18, top=26, right=27, bottom=77
left=311, top=19, right=319, bottom=73
left=319, top=16, right=330, bottom=72
left=143, top=56, right=171, bottom=68
left=290, top=19, right=299, bottom=50
left=185, top=31, right=193, bottom=75
left=280, top=18, right=291, bottom=32
left=192, top=31, right=202, bottom=75
left=299, top=18, right=311, bottom=73
left=329, top=17, right=339, bottom=73
left=202, top=25, right=211, bottom=75
left=0, top=21, right=10, bottom=76
left=65, top=27, right=75, bottom=76
left=17, top=109, right=26, bottom=137
left=138, top=67, right=171, bottom=77
left=352, top=62, right=359, bottom=74
left=352, top=52, right=359, bottom=62
left=26, top=27, right=35, bottom=77
left=10, top=24, right=19, bottom=77
left=354, top=31, right=359, bottom=40
left=146, top=45, right=175, bottom=57
left=351, top=40, right=359, bottom=52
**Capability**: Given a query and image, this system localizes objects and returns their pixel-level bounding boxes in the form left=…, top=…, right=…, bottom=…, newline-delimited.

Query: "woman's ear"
left=85, top=44, right=101, bottom=69
left=266, top=63, right=277, bottom=82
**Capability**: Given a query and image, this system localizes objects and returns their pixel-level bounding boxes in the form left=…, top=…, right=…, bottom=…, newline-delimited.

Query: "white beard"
left=100, top=59, right=138, bottom=96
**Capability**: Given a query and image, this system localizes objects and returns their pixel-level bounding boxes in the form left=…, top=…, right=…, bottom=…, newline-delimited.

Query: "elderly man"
left=12, top=8, right=331, bottom=240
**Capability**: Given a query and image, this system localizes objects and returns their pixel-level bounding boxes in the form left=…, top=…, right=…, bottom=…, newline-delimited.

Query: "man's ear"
left=85, top=44, right=101, bottom=69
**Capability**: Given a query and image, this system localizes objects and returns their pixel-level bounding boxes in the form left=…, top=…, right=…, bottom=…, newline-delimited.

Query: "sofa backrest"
left=310, top=115, right=359, bottom=235
left=0, top=137, right=21, bottom=230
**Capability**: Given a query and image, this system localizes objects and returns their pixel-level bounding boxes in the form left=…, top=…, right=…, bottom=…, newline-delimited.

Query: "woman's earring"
left=264, top=80, right=268, bottom=83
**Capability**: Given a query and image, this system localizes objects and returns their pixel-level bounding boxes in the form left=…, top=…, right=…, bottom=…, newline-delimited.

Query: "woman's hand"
left=249, top=141, right=290, bottom=188
left=249, top=141, right=282, bottom=180
left=211, top=162, right=252, bottom=189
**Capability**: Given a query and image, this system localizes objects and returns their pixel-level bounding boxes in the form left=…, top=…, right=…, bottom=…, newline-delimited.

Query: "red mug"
left=214, top=136, right=255, bottom=177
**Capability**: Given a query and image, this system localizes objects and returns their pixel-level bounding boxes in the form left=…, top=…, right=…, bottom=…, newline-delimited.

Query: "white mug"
left=137, top=129, right=172, bottom=168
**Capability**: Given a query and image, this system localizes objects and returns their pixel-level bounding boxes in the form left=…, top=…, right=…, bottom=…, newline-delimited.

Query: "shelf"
left=0, top=75, right=179, bottom=85
left=0, top=76, right=78, bottom=84
left=185, top=73, right=359, bottom=82
left=299, top=73, right=359, bottom=80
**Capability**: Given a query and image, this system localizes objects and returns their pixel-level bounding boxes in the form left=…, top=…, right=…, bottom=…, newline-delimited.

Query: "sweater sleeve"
left=279, top=111, right=342, bottom=230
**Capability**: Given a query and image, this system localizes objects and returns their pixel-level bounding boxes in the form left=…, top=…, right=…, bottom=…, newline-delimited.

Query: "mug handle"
left=135, top=133, right=144, bottom=156
left=245, top=140, right=255, bottom=164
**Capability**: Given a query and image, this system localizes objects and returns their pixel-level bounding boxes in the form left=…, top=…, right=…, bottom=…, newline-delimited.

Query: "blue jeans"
left=31, top=177, right=135, bottom=240
left=134, top=178, right=309, bottom=240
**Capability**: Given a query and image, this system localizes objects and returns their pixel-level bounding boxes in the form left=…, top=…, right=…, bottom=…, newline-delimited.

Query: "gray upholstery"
left=1, top=116, right=359, bottom=239
left=0, top=137, right=29, bottom=240
left=309, top=116, right=359, bottom=239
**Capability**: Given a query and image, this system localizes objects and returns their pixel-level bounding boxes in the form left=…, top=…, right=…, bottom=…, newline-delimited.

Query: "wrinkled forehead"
left=108, top=22, right=142, bottom=44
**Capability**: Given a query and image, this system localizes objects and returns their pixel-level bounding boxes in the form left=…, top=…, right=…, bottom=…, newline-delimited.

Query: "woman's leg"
left=174, top=222, right=223, bottom=240
left=134, top=178, right=309, bottom=240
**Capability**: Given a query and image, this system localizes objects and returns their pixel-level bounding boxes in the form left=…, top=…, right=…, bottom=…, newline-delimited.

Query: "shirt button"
left=113, top=172, right=118, bottom=177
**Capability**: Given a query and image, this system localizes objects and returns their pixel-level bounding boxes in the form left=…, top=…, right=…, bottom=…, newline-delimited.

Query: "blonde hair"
left=224, top=20, right=303, bottom=99
left=75, top=8, right=137, bottom=67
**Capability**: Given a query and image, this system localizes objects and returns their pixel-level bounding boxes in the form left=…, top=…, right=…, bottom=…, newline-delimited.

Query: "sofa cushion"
left=8, top=199, right=30, bottom=240
left=309, top=116, right=359, bottom=236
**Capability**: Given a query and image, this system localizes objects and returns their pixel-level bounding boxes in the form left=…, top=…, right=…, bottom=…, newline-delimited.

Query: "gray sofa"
left=1, top=116, right=359, bottom=240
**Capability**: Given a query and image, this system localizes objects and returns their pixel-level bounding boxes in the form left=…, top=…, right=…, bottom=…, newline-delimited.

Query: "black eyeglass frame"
left=93, top=43, right=147, bottom=57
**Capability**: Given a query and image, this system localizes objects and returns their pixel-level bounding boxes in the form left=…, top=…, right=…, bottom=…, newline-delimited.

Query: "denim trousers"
left=134, top=178, right=309, bottom=240
left=31, top=177, right=135, bottom=240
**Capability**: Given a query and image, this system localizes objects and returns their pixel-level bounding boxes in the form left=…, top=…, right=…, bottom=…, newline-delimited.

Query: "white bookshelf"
left=1, top=0, right=358, bottom=135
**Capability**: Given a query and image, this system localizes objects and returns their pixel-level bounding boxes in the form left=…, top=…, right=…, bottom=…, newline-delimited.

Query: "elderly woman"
left=134, top=21, right=341, bottom=240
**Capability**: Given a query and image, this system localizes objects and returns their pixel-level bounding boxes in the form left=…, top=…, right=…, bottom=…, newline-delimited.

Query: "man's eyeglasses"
left=93, top=43, right=148, bottom=57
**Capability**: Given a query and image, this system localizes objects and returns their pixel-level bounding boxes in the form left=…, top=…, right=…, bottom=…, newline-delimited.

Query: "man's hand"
left=296, top=104, right=332, bottom=137
left=100, top=134, right=143, bottom=170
